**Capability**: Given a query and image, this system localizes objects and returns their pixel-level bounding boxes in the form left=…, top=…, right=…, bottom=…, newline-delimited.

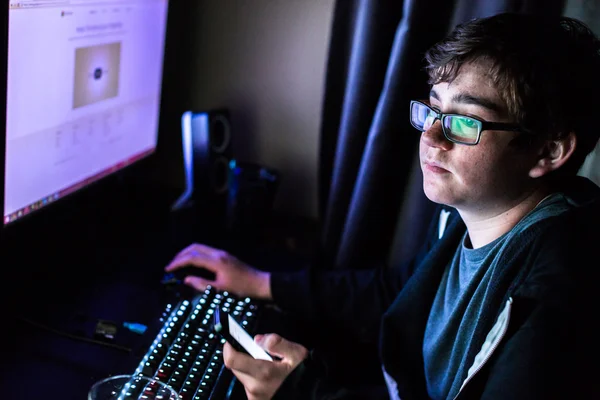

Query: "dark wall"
left=152, top=0, right=336, bottom=220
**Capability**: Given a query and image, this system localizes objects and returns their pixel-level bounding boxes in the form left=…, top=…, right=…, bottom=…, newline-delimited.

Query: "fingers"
left=230, top=369, right=267, bottom=400
left=165, top=243, right=230, bottom=273
left=164, top=256, right=198, bottom=272
left=254, top=334, right=308, bottom=366
left=165, top=248, right=215, bottom=273
left=186, top=242, right=222, bottom=255
left=177, top=243, right=225, bottom=260
left=223, top=342, right=270, bottom=375
left=183, top=276, right=212, bottom=291
left=224, top=341, right=293, bottom=400
left=164, top=243, right=267, bottom=299
left=174, top=243, right=213, bottom=259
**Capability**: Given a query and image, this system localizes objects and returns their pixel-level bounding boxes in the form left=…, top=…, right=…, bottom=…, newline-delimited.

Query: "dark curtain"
left=318, top=0, right=565, bottom=270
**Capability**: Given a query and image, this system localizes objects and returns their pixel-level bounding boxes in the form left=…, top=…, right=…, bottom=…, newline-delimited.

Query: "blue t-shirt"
left=422, top=194, right=572, bottom=400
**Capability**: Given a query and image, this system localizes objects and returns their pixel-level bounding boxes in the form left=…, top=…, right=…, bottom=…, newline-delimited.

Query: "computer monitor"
left=3, top=0, right=169, bottom=227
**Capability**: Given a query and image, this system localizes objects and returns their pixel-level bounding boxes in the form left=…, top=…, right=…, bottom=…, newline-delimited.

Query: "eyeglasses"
left=409, top=100, right=528, bottom=145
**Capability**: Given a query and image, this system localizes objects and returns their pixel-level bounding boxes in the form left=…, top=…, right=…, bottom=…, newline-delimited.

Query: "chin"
left=423, top=185, right=444, bottom=204
left=423, top=184, right=455, bottom=207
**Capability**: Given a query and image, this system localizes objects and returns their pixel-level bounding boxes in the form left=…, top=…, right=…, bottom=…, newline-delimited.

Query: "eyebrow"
left=429, top=89, right=505, bottom=114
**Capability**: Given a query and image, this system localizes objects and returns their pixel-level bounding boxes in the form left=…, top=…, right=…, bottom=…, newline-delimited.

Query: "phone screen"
left=222, top=313, right=273, bottom=361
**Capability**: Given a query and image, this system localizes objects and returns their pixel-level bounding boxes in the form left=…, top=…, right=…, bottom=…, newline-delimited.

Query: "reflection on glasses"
left=409, top=100, right=528, bottom=145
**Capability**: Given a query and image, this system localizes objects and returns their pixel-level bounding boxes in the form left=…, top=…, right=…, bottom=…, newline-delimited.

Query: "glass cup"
left=88, top=374, right=178, bottom=400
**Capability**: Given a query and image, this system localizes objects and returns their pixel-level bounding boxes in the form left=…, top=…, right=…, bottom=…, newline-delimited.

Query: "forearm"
left=265, top=208, right=447, bottom=341
left=269, top=265, right=402, bottom=342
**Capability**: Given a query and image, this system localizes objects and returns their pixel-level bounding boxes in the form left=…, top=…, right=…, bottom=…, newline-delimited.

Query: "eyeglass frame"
left=409, top=100, right=530, bottom=145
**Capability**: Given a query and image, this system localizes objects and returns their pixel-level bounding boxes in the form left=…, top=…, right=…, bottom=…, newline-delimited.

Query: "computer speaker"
left=172, top=109, right=233, bottom=229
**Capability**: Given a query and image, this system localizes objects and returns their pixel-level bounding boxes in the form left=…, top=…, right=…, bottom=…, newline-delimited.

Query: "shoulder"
left=512, top=189, right=600, bottom=303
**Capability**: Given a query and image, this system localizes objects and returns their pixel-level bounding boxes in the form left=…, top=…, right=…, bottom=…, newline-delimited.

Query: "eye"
left=462, top=118, right=476, bottom=127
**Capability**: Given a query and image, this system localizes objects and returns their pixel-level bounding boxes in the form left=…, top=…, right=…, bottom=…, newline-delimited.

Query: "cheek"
left=459, top=148, right=527, bottom=193
left=452, top=149, right=501, bottom=188
left=418, top=138, right=427, bottom=158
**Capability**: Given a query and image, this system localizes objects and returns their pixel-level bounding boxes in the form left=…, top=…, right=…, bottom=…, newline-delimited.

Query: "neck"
left=459, top=187, right=551, bottom=249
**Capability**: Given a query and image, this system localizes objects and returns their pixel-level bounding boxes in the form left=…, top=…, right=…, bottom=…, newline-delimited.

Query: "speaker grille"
left=210, top=114, right=231, bottom=154
left=211, top=156, right=230, bottom=195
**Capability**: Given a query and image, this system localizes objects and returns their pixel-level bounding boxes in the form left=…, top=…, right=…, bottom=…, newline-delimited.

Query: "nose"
left=421, top=120, right=452, bottom=150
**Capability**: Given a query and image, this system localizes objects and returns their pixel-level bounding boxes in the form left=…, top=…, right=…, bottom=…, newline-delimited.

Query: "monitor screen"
left=3, top=0, right=169, bottom=226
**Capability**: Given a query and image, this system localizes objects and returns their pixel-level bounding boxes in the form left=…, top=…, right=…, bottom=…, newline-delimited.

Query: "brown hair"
left=425, top=13, right=600, bottom=176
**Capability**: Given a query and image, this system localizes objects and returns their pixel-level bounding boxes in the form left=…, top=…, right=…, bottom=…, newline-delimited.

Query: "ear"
left=528, top=132, right=577, bottom=178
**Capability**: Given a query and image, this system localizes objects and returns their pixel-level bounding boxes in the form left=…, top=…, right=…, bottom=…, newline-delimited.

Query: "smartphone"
left=214, top=308, right=274, bottom=361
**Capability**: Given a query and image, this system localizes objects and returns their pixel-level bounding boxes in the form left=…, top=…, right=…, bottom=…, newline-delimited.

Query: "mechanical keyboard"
left=129, top=285, right=259, bottom=399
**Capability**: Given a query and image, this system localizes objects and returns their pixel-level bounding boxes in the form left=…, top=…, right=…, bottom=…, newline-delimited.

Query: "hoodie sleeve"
left=269, top=205, right=452, bottom=343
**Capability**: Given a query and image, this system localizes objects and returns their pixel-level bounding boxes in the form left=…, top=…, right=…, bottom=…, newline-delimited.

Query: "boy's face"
left=419, top=61, right=541, bottom=216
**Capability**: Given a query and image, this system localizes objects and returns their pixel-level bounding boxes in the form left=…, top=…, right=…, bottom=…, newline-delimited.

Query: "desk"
left=2, top=202, right=178, bottom=399
left=1, top=184, right=191, bottom=399
left=1, top=183, right=316, bottom=400
left=4, top=282, right=165, bottom=399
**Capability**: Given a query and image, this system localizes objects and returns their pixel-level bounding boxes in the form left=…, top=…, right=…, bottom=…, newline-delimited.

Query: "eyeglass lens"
left=411, top=102, right=481, bottom=144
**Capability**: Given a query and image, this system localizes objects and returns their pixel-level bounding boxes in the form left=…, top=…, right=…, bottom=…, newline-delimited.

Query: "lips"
left=423, top=160, right=450, bottom=173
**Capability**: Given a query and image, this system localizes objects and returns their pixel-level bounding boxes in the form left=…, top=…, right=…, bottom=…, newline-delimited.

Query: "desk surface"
left=1, top=183, right=200, bottom=399
left=5, top=281, right=167, bottom=400
left=1, top=182, right=315, bottom=400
